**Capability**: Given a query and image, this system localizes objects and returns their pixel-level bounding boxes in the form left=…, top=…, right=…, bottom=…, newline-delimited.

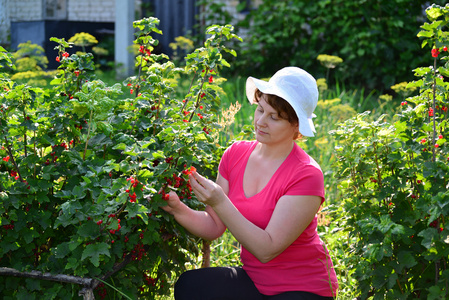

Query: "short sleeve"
left=218, top=145, right=232, bottom=181
left=218, top=141, right=255, bottom=182
left=218, top=143, right=235, bottom=181
left=284, top=165, right=325, bottom=203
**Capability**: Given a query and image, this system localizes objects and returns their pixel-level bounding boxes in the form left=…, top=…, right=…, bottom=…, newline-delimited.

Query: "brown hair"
left=254, top=89, right=302, bottom=139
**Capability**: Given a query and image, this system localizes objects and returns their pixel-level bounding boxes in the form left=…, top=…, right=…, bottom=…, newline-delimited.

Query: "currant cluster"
left=9, top=170, right=18, bottom=180
left=139, top=45, right=152, bottom=57
left=108, top=217, right=122, bottom=235
left=429, top=220, right=444, bottom=232
left=144, top=273, right=157, bottom=287
left=46, top=143, right=70, bottom=165
left=95, top=282, right=107, bottom=300
left=431, top=45, right=448, bottom=57
left=160, top=165, right=196, bottom=201
left=130, top=243, right=146, bottom=261
left=126, top=176, right=145, bottom=203
left=2, top=223, right=14, bottom=232
left=55, top=51, right=69, bottom=62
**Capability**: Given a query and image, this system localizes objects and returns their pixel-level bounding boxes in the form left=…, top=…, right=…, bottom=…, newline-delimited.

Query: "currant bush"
left=331, top=4, right=449, bottom=299
left=0, top=18, right=241, bottom=299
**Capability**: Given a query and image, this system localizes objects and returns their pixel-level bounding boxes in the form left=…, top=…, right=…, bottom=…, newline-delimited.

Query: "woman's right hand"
left=160, top=191, right=182, bottom=215
left=159, top=189, right=227, bottom=241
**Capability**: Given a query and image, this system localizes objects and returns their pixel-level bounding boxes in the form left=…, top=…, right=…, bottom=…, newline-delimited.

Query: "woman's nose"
left=256, top=113, right=267, bottom=126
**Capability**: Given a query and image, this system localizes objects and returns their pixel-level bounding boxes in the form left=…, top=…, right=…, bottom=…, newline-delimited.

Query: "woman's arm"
left=189, top=171, right=321, bottom=263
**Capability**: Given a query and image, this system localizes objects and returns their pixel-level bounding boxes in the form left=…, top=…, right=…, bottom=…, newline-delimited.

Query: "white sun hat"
left=245, top=66, right=319, bottom=137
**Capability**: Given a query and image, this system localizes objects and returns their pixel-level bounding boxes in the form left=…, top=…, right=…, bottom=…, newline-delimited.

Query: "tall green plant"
left=331, top=4, right=449, bottom=299
left=0, top=17, right=241, bottom=299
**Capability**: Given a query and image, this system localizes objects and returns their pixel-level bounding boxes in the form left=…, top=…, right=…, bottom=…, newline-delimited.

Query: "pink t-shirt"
left=218, top=140, right=338, bottom=297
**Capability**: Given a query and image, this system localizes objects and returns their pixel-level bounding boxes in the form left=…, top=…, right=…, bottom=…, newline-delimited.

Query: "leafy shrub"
left=0, top=18, right=241, bottom=299
left=200, top=0, right=448, bottom=90
left=331, top=4, right=449, bottom=299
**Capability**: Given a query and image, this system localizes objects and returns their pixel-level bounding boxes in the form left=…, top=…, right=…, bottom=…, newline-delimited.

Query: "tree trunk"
left=201, top=239, right=211, bottom=268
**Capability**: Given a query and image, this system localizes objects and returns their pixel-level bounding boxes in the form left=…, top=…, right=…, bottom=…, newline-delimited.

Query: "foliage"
left=169, top=36, right=195, bottom=65
left=196, top=0, right=234, bottom=29
left=391, top=82, right=417, bottom=99
left=317, top=54, right=344, bottom=83
left=330, top=4, right=449, bottom=298
left=0, top=17, right=241, bottom=299
left=199, top=0, right=448, bottom=90
left=7, top=41, right=56, bottom=87
left=68, top=32, right=99, bottom=53
left=12, top=41, right=49, bottom=71
left=316, top=54, right=343, bottom=69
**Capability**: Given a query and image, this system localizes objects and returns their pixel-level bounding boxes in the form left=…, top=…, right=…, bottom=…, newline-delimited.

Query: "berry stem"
left=431, top=56, right=437, bottom=163
left=180, top=71, right=198, bottom=114
left=3, top=136, right=23, bottom=182
left=189, top=67, right=210, bottom=122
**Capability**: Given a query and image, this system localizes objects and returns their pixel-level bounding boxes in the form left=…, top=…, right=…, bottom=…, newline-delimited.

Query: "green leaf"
left=81, top=242, right=110, bottom=267
left=113, top=143, right=127, bottom=150
left=17, top=286, right=36, bottom=300
left=68, top=239, right=82, bottom=252
left=53, top=242, right=70, bottom=259
left=55, top=213, right=74, bottom=228
left=65, top=257, right=80, bottom=271
left=61, top=200, right=83, bottom=214
left=23, top=229, right=39, bottom=244
left=72, top=185, right=86, bottom=199
left=49, top=77, right=63, bottom=85
left=378, top=215, right=393, bottom=234
left=397, top=251, right=417, bottom=269
left=417, top=30, right=433, bottom=38
left=426, top=7, right=444, bottom=21
left=428, top=285, right=445, bottom=300
left=126, top=203, right=150, bottom=222
left=78, top=221, right=99, bottom=238
left=37, top=210, right=52, bottom=230
left=25, top=278, right=41, bottom=291
left=418, top=228, right=438, bottom=249
left=137, top=169, right=153, bottom=178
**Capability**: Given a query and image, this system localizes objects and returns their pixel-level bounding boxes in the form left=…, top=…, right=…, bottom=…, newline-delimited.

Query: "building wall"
left=0, top=0, right=9, bottom=44
left=6, top=0, right=142, bottom=23
left=67, top=0, right=141, bottom=22
left=67, top=0, right=115, bottom=22
left=8, top=0, right=43, bottom=21
left=1, top=0, right=144, bottom=46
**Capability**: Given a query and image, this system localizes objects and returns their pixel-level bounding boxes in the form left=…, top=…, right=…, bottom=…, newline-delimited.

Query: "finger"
left=188, top=175, right=203, bottom=196
left=189, top=173, right=208, bottom=194
left=167, top=191, right=180, bottom=201
left=188, top=174, right=208, bottom=202
left=160, top=205, right=174, bottom=215
left=190, top=171, right=213, bottom=188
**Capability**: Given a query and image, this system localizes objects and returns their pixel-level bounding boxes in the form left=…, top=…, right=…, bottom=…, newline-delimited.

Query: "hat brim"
left=245, top=76, right=316, bottom=137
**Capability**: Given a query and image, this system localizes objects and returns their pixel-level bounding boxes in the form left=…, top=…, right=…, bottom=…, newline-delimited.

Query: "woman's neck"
left=254, top=140, right=295, bottom=161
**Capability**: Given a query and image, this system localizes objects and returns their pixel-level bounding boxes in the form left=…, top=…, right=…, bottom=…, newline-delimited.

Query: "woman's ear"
left=292, top=122, right=301, bottom=140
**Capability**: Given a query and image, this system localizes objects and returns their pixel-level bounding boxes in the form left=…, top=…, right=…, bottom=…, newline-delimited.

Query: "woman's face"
left=254, top=95, right=298, bottom=145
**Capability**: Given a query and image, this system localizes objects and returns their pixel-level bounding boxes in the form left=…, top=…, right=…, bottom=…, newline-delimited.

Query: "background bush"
left=199, top=0, right=447, bottom=90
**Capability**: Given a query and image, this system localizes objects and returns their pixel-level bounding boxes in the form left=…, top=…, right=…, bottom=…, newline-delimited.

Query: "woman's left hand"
left=188, top=171, right=227, bottom=208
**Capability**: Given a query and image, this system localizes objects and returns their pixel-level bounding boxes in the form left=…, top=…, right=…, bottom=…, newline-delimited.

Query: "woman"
left=161, top=67, right=338, bottom=299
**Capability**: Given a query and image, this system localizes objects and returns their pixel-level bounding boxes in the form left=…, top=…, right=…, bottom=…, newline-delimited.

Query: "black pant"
left=174, top=267, right=334, bottom=300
